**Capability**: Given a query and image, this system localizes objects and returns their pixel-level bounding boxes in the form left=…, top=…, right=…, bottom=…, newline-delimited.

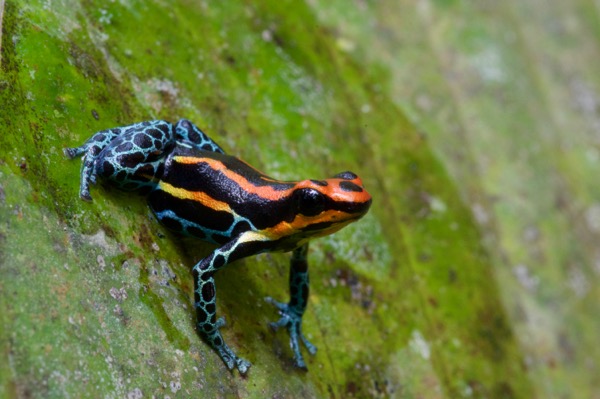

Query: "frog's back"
left=148, top=145, right=295, bottom=244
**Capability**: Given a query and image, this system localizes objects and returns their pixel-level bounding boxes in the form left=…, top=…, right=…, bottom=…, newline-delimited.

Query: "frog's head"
left=280, top=171, right=372, bottom=239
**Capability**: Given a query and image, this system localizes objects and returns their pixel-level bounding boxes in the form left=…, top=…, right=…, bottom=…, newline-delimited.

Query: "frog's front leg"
left=192, top=232, right=270, bottom=374
left=265, top=243, right=317, bottom=369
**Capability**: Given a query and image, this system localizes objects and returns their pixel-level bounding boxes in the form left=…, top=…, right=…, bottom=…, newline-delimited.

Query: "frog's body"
left=65, top=119, right=371, bottom=374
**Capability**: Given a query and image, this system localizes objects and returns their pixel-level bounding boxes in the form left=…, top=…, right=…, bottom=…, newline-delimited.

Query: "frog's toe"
left=236, top=357, right=251, bottom=374
left=265, top=297, right=317, bottom=368
left=199, top=318, right=250, bottom=374
left=79, top=189, right=93, bottom=202
left=301, top=332, right=317, bottom=355
left=63, top=147, right=83, bottom=159
left=215, top=316, right=227, bottom=328
left=264, top=296, right=286, bottom=311
left=288, top=327, right=316, bottom=370
left=264, top=297, right=290, bottom=331
left=294, top=357, right=308, bottom=370
left=215, top=345, right=251, bottom=374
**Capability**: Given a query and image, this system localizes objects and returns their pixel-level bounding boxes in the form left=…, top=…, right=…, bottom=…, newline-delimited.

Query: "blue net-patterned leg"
left=265, top=244, right=316, bottom=369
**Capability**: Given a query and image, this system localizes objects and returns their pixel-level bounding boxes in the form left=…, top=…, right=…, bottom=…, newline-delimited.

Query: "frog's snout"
left=332, top=170, right=372, bottom=216
left=334, top=170, right=367, bottom=191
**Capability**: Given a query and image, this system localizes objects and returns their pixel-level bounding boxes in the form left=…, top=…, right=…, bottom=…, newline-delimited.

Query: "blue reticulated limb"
left=64, top=125, right=123, bottom=200
left=174, top=119, right=225, bottom=154
left=64, top=119, right=224, bottom=200
left=265, top=243, right=317, bottom=369
left=192, top=233, right=267, bottom=374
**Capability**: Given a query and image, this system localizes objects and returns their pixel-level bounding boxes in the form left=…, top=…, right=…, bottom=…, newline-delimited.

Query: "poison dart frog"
left=65, top=119, right=372, bottom=374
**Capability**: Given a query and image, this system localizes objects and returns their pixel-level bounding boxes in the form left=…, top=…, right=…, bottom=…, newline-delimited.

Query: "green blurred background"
left=1, top=0, right=599, bottom=398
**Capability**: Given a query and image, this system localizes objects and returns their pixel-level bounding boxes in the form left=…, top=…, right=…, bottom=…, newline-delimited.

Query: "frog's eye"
left=294, top=188, right=326, bottom=216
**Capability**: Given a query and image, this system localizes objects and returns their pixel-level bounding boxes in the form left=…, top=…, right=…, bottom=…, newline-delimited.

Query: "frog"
left=64, top=119, right=372, bottom=374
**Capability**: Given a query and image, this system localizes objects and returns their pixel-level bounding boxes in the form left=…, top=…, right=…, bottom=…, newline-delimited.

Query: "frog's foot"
left=63, top=145, right=98, bottom=201
left=63, top=146, right=85, bottom=159
left=265, top=297, right=317, bottom=369
left=199, top=317, right=251, bottom=374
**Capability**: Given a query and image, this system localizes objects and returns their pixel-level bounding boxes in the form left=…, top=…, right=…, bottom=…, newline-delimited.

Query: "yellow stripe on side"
left=159, top=181, right=233, bottom=213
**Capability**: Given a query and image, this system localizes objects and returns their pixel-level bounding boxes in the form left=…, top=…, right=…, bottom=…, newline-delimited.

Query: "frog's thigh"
left=96, top=120, right=176, bottom=186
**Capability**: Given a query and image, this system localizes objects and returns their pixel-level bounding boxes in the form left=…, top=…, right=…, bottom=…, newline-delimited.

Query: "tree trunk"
left=1, top=0, right=598, bottom=398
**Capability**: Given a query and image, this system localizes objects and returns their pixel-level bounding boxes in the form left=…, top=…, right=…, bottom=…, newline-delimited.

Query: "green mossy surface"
left=1, top=1, right=597, bottom=398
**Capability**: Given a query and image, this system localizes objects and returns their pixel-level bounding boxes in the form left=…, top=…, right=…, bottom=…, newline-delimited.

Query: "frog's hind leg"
left=94, top=120, right=177, bottom=194
left=174, top=119, right=225, bottom=154
left=65, top=120, right=176, bottom=200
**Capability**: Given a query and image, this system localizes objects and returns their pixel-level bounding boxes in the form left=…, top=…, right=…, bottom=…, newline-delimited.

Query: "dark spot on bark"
left=224, top=54, right=235, bottom=64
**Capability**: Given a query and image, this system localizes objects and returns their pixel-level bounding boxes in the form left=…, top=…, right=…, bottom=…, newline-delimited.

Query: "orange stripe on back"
left=174, top=156, right=295, bottom=201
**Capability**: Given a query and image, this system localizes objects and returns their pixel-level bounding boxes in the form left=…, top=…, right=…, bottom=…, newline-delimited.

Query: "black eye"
left=295, top=188, right=325, bottom=216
